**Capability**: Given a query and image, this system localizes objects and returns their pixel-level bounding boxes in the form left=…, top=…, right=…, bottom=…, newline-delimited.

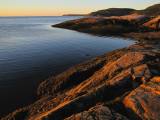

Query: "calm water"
left=0, top=16, right=135, bottom=117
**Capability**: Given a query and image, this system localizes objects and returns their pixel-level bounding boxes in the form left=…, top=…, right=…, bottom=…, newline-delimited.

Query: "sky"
left=0, top=0, right=160, bottom=16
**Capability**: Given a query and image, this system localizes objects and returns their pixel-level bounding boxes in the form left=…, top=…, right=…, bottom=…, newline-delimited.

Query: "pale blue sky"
left=0, top=0, right=160, bottom=16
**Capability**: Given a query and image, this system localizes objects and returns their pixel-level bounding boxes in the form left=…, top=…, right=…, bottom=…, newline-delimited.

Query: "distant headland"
left=63, top=14, right=86, bottom=16
left=63, top=3, right=160, bottom=17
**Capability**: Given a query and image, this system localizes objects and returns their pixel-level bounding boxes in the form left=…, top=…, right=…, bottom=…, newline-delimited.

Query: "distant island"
left=2, top=3, right=160, bottom=120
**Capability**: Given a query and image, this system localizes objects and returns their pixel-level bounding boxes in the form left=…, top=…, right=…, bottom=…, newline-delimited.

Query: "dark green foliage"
left=87, top=8, right=135, bottom=17
left=86, top=4, right=160, bottom=17
left=136, top=4, right=160, bottom=16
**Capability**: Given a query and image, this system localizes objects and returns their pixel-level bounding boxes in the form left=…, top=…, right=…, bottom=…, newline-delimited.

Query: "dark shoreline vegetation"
left=86, top=4, right=160, bottom=16
left=2, top=4, right=160, bottom=120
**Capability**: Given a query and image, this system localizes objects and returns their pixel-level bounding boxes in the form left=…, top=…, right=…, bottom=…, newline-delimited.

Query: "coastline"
left=2, top=17, right=160, bottom=120
left=52, top=17, right=160, bottom=42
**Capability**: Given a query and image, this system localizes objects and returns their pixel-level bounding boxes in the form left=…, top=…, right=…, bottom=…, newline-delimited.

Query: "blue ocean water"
left=0, top=16, right=135, bottom=116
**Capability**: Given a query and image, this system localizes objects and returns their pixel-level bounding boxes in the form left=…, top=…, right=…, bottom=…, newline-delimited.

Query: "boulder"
left=65, top=105, right=129, bottom=120
left=123, top=77, right=160, bottom=120
left=132, top=64, right=151, bottom=83
left=109, top=64, right=152, bottom=86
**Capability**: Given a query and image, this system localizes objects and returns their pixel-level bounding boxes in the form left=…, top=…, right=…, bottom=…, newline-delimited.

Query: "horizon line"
left=0, top=15, right=65, bottom=17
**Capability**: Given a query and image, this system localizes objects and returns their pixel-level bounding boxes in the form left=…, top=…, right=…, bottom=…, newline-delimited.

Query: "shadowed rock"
left=65, top=105, right=129, bottom=120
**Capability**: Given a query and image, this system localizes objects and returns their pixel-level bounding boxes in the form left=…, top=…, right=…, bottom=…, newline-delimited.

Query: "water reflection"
left=0, top=16, right=135, bottom=117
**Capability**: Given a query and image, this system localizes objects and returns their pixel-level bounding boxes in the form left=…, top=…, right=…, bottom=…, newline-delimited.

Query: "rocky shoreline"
left=2, top=16, right=160, bottom=120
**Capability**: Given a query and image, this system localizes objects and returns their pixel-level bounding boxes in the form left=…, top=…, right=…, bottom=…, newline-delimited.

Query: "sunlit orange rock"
left=123, top=77, right=160, bottom=120
left=143, top=16, right=160, bottom=29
